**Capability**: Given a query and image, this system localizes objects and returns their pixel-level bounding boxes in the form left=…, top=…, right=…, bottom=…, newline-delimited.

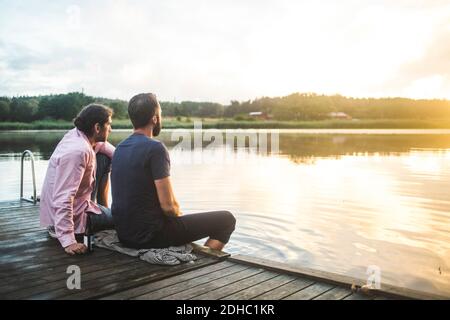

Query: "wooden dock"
left=0, top=200, right=444, bottom=300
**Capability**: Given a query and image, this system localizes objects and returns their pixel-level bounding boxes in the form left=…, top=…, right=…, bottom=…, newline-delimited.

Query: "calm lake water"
left=1, top=129, right=449, bottom=297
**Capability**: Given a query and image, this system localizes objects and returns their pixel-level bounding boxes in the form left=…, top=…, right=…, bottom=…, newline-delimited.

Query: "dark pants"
left=141, top=210, right=236, bottom=248
left=91, top=153, right=112, bottom=204
left=86, top=153, right=114, bottom=235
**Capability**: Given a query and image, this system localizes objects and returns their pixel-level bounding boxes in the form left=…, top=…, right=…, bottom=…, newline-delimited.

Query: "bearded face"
left=152, top=120, right=161, bottom=136
left=95, top=117, right=112, bottom=142
left=152, top=106, right=162, bottom=136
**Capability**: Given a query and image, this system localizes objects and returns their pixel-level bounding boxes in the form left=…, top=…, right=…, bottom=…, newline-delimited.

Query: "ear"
left=152, top=115, right=157, bottom=125
left=94, top=123, right=101, bottom=134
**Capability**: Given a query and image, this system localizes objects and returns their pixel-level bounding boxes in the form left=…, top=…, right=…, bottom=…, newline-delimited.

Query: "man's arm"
left=95, top=141, right=115, bottom=158
left=52, top=151, right=89, bottom=253
left=155, top=177, right=181, bottom=217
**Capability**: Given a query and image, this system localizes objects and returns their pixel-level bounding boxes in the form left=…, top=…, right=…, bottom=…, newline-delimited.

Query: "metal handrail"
left=20, top=150, right=37, bottom=204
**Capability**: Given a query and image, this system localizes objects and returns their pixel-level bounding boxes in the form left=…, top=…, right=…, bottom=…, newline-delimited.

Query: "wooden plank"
left=162, top=267, right=265, bottom=300
left=0, top=223, right=41, bottom=233
left=0, top=218, right=40, bottom=227
left=102, top=260, right=235, bottom=300
left=0, top=254, right=213, bottom=293
left=221, top=274, right=296, bottom=300
left=0, top=201, right=230, bottom=300
left=0, top=210, right=39, bottom=218
left=62, top=256, right=220, bottom=300
left=0, top=241, right=103, bottom=274
left=0, top=204, right=39, bottom=215
left=0, top=207, right=39, bottom=215
left=0, top=215, right=41, bottom=226
left=0, top=238, right=72, bottom=260
left=313, top=286, right=353, bottom=300
left=134, top=263, right=247, bottom=300
left=0, top=201, right=36, bottom=210
left=0, top=222, right=41, bottom=230
left=0, top=230, right=52, bottom=243
left=0, top=250, right=82, bottom=277
left=0, top=235, right=56, bottom=251
left=0, top=229, right=49, bottom=242
left=252, top=278, right=315, bottom=300
left=0, top=224, right=42, bottom=232
left=0, top=201, right=437, bottom=301
left=1, top=238, right=67, bottom=255
left=0, top=208, right=225, bottom=298
left=0, top=237, right=50, bottom=250
left=1, top=249, right=125, bottom=281
left=0, top=256, right=116, bottom=294
left=344, top=292, right=373, bottom=300
left=0, top=228, right=45, bottom=236
left=0, top=219, right=41, bottom=229
left=230, top=254, right=363, bottom=288
left=0, top=214, right=41, bottom=224
left=374, top=296, right=389, bottom=300
left=0, top=251, right=125, bottom=294
left=190, top=243, right=230, bottom=259
left=194, top=271, right=279, bottom=300
left=0, top=232, right=51, bottom=248
left=0, top=208, right=39, bottom=215
left=0, top=200, right=23, bottom=209
left=3, top=251, right=142, bottom=299
left=230, top=254, right=444, bottom=300
left=283, top=282, right=334, bottom=300
left=14, top=259, right=160, bottom=299
left=0, top=213, right=40, bottom=221
left=21, top=251, right=201, bottom=299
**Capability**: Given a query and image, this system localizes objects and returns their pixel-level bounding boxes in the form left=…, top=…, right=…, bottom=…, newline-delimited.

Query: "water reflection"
left=0, top=129, right=449, bottom=297
left=2, top=129, right=450, bottom=161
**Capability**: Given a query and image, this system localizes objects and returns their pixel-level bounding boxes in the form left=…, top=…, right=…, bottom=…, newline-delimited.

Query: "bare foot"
left=204, top=239, right=225, bottom=251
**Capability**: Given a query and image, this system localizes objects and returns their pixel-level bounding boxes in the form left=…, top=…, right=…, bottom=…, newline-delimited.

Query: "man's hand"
left=167, top=210, right=183, bottom=217
left=64, top=243, right=87, bottom=255
left=155, top=177, right=182, bottom=217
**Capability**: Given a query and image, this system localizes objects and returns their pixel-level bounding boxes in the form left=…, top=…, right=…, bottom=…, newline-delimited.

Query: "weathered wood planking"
left=2, top=200, right=440, bottom=300
left=0, top=201, right=222, bottom=300
left=228, top=254, right=446, bottom=300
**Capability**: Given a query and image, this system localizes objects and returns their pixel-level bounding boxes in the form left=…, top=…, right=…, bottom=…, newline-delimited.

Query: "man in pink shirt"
left=40, top=104, right=115, bottom=255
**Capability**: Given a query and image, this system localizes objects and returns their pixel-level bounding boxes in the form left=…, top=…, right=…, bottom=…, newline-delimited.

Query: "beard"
left=95, top=129, right=108, bottom=142
left=95, top=134, right=107, bottom=143
left=152, top=121, right=161, bottom=136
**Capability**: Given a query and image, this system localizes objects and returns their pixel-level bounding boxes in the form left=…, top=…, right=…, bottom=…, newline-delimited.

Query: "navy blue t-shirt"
left=111, top=133, right=170, bottom=246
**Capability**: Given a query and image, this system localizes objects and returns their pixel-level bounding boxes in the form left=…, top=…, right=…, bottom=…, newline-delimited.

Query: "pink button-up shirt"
left=40, top=128, right=115, bottom=248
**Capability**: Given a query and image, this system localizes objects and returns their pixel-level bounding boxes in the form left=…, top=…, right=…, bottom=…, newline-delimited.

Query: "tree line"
left=0, top=92, right=449, bottom=123
left=0, top=93, right=128, bottom=122
left=225, top=93, right=450, bottom=120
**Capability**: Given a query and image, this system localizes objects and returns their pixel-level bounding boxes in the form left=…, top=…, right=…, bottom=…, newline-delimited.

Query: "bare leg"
left=204, top=238, right=225, bottom=251
left=96, top=175, right=109, bottom=207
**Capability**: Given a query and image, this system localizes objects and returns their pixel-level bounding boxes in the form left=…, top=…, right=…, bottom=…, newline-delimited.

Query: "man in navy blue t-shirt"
left=111, top=93, right=236, bottom=250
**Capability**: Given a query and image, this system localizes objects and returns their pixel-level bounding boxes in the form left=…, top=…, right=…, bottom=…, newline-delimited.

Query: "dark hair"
left=73, top=103, right=113, bottom=137
left=128, top=93, right=159, bottom=129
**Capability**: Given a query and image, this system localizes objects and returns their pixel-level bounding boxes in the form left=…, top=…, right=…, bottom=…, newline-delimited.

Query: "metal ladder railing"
left=20, top=150, right=38, bottom=204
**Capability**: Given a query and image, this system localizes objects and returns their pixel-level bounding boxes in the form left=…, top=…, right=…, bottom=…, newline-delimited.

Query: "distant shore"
left=2, top=118, right=450, bottom=130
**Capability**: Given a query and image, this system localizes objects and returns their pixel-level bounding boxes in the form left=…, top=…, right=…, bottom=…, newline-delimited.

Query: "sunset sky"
left=0, top=0, right=449, bottom=103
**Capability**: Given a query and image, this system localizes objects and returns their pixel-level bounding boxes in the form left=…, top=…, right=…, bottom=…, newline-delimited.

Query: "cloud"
left=379, top=23, right=450, bottom=99
left=400, top=27, right=450, bottom=79
left=0, top=0, right=449, bottom=102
